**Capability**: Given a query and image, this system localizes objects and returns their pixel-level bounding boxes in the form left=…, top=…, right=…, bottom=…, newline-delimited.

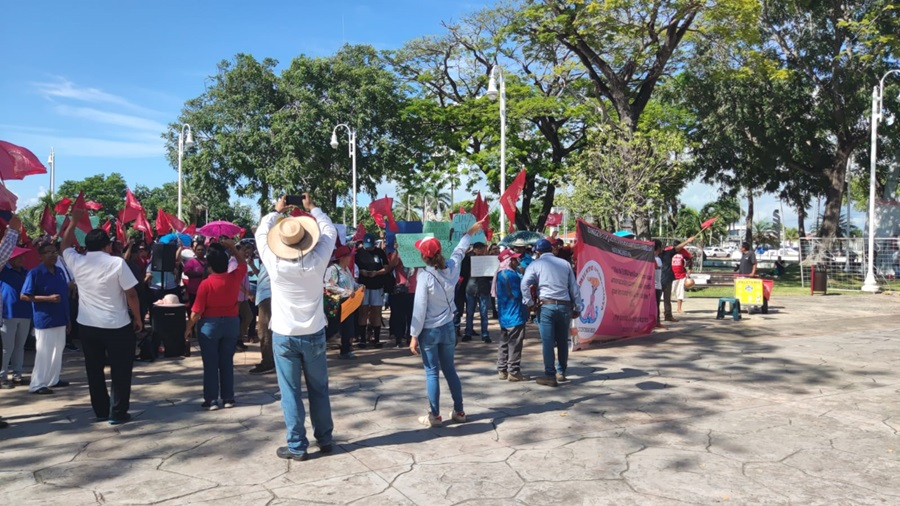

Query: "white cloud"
left=53, top=105, right=167, bottom=133
left=32, top=77, right=160, bottom=116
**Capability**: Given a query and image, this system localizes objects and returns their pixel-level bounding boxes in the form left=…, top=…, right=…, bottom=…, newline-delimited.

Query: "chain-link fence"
left=798, top=237, right=900, bottom=291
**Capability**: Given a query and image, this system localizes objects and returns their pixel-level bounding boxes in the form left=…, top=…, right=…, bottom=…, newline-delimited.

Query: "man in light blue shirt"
left=521, top=239, right=581, bottom=387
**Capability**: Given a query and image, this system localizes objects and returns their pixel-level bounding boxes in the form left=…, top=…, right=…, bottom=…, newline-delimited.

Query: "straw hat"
left=267, top=215, right=320, bottom=260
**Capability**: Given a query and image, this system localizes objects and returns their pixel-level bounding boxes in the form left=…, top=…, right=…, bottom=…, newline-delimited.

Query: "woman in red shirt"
left=185, top=239, right=246, bottom=411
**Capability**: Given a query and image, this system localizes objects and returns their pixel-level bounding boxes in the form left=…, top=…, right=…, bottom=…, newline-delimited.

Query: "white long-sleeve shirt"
left=255, top=209, right=337, bottom=336
left=409, top=234, right=470, bottom=338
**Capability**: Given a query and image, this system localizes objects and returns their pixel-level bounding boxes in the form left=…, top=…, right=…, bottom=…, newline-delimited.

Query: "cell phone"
left=285, top=195, right=304, bottom=207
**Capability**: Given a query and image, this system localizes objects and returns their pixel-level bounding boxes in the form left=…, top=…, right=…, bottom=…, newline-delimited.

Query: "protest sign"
left=395, top=233, right=433, bottom=268
left=341, top=287, right=365, bottom=322
left=451, top=214, right=487, bottom=244
left=423, top=221, right=454, bottom=259
left=470, top=256, right=500, bottom=277
left=572, top=219, right=656, bottom=350
left=335, top=224, right=347, bottom=244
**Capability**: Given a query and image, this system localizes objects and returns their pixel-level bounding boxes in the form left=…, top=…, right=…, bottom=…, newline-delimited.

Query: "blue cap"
left=534, top=239, right=553, bottom=253
left=362, top=233, right=375, bottom=248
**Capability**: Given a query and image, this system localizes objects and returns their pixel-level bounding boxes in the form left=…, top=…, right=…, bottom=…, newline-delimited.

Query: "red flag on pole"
left=101, top=220, right=112, bottom=235
left=133, top=211, right=152, bottom=241
left=85, top=200, right=103, bottom=211
left=545, top=213, right=563, bottom=227
left=115, top=212, right=125, bottom=242
left=471, top=192, right=493, bottom=241
left=499, top=169, right=527, bottom=233
left=369, top=196, right=399, bottom=232
left=183, top=223, right=197, bottom=236
left=164, top=211, right=185, bottom=232
left=155, top=208, right=172, bottom=236
left=40, top=205, right=56, bottom=236
left=54, top=197, right=72, bottom=215
left=121, top=189, right=144, bottom=223
left=351, top=223, right=366, bottom=242
left=700, top=216, right=719, bottom=230
left=72, top=191, right=93, bottom=233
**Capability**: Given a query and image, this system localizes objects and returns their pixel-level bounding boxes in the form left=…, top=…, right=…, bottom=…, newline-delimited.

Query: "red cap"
left=415, top=237, right=441, bottom=258
left=498, top=249, right=521, bottom=262
left=10, top=246, right=31, bottom=259
left=333, top=245, right=352, bottom=260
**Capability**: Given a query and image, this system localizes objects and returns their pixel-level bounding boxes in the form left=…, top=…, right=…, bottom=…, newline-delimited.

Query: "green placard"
left=395, top=233, right=433, bottom=268
left=451, top=214, right=487, bottom=244
left=423, top=221, right=455, bottom=260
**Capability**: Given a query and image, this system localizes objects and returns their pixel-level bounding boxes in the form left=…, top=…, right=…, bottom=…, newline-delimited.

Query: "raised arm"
left=0, top=215, right=22, bottom=266
left=60, top=209, right=81, bottom=253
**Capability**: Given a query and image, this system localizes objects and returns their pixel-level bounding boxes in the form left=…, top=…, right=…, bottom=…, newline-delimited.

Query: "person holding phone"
left=354, top=233, right=391, bottom=348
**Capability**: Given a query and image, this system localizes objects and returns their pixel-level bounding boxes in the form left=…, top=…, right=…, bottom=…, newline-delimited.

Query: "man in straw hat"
left=255, top=193, right=337, bottom=461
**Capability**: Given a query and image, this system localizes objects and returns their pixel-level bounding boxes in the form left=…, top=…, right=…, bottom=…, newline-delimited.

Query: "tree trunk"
left=534, top=183, right=556, bottom=231
left=745, top=190, right=754, bottom=246
left=797, top=206, right=806, bottom=238
left=633, top=210, right=651, bottom=240
left=818, top=150, right=850, bottom=239
left=517, top=173, right=537, bottom=231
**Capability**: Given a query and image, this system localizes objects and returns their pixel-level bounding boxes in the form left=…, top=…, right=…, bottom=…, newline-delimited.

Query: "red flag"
left=121, top=189, right=144, bottom=223
left=471, top=192, right=493, bottom=241
left=72, top=191, right=93, bottom=233
left=700, top=216, right=719, bottom=230
left=54, top=197, right=72, bottom=215
left=133, top=212, right=152, bottom=240
left=20, top=226, right=31, bottom=246
left=155, top=208, right=172, bottom=236
left=351, top=223, right=366, bottom=242
left=183, top=223, right=196, bottom=236
left=85, top=200, right=103, bottom=211
left=101, top=220, right=112, bottom=235
left=545, top=213, right=563, bottom=227
left=165, top=211, right=185, bottom=232
left=500, top=169, right=527, bottom=233
left=115, top=215, right=125, bottom=242
left=368, top=196, right=399, bottom=232
left=0, top=141, right=47, bottom=180
left=0, top=185, right=17, bottom=211
left=40, top=205, right=56, bottom=236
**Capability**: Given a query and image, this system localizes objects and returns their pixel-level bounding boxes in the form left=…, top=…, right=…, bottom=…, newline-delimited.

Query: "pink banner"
left=573, top=219, right=656, bottom=350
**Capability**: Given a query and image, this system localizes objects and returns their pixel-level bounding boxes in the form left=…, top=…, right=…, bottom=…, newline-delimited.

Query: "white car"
left=703, top=246, right=728, bottom=258
left=759, top=248, right=800, bottom=261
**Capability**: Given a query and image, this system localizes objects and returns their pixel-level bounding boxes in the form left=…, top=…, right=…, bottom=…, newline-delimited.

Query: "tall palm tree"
left=752, top=220, right=778, bottom=247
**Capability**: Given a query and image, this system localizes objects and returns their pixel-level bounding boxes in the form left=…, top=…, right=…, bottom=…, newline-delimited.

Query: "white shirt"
left=62, top=249, right=139, bottom=329
left=255, top=208, right=337, bottom=336
left=410, top=235, right=470, bottom=338
left=655, top=256, right=663, bottom=290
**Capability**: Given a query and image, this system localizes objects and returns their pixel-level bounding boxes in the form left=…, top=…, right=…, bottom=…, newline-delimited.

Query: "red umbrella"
left=197, top=220, right=242, bottom=238
left=0, top=141, right=47, bottom=180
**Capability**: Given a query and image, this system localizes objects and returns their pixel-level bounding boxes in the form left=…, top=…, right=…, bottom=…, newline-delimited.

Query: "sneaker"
left=357, top=340, right=367, bottom=349
left=556, top=373, right=568, bottom=383
left=498, top=371, right=508, bottom=380
left=248, top=363, right=276, bottom=375
left=482, top=337, right=492, bottom=344
left=461, top=335, right=472, bottom=342
left=51, top=380, right=70, bottom=387
left=0, top=381, right=12, bottom=390
left=64, top=343, right=80, bottom=352
left=318, top=443, right=334, bottom=454
left=508, top=372, right=528, bottom=382
left=32, top=387, right=54, bottom=395
left=0, top=419, right=9, bottom=429
left=108, top=413, right=132, bottom=425
left=372, top=341, right=383, bottom=349
left=222, top=400, right=235, bottom=409
left=450, top=410, right=467, bottom=423
left=201, top=401, right=219, bottom=411
left=338, top=352, right=357, bottom=359
left=418, top=412, right=442, bottom=427
left=11, top=375, right=23, bottom=384
left=236, top=341, right=249, bottom=351
left=276, top=446, right=308, bottom=461
left=535, top=376, right=558, bottom=387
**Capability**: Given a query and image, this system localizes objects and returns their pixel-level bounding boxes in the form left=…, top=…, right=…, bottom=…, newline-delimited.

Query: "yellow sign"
left=341, top=287, right=365, bottom=322
left=734, top=278, right=763, bottom=305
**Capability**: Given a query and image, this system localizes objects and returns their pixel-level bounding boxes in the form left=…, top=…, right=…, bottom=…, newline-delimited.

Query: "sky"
left=0, top=0, right=861, bottom=232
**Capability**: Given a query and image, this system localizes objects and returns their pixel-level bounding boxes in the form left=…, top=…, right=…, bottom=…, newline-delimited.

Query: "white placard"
left=470, top=256, right=500, bottom=278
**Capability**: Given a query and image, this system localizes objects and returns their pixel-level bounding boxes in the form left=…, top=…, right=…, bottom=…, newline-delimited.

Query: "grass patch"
left=688, top=263, right=899, bottom=298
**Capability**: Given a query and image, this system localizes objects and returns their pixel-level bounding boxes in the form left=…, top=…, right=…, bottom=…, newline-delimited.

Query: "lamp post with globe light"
left=330, top=124, right=357, bottom=229
left=486, top=65, right=507, bottom=237
left=177, top=124, right=195, bottom=222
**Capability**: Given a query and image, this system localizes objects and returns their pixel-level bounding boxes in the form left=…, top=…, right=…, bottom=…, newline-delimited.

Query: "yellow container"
left=735, top=278, right=764, bottom=305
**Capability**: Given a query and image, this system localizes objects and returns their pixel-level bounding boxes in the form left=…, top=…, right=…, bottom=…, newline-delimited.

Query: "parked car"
left=703, top=246, right=729, bottom=258
left=759, top=247, right=800, bottom=261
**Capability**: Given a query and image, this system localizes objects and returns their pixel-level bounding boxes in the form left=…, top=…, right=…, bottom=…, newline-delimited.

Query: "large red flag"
left=164, top=210, right=185, bottom=232
left=471, top=192, right=493, bottom=241
left=85, top=200, right=103, bottom=211
left=155, top=208, right=172, bottom=236
left=545, top=213, right=563, bottom=227
left=369, top=196, right=399, bottom=232
left=0, top=185, right=18, bottom=211
left=115, top=212, right=125, bottom=242
left=499, top=169, right=527, bottom=233
left=700, top=216, right=719, bottom=230
left=40, top=205, right=56, bottom=236
left=121, top=189, right=144, bottom=223
left=72, top=191, right=93, bottom=233
left=0, top=141, right=47, bottom=180
left=133, top=212, right=152, bottom=241
left=54, top=197, right=72, bottom=215
left=182, top=223, right=196, bottom=236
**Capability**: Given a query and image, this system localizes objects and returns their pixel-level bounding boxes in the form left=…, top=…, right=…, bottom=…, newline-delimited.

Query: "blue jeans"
left=538, top=304, right=570, bottom=377
left=273, top=328, right=334, bottom=454
left=465, top=292, right=491, bottom=338
left=198, top=316, right=239, bottom=402
left=419, top=322, right=463, bottom=416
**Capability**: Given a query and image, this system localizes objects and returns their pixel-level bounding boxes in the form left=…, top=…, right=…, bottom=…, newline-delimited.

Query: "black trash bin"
left=811, top=265, right=827, bottom=295
left=151, top=304, right=187, bottom=357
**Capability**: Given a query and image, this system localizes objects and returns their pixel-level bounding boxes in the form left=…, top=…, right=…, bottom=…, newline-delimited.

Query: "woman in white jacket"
left=409, top=219, right=484, bottom=427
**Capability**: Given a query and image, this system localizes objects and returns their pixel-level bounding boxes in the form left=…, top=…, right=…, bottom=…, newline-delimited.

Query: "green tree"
left=753, top=220, right=778, bottom=247
left=57, top=172, right=128, bottom=218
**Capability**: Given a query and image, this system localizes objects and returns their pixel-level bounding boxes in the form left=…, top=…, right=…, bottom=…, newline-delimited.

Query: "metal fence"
left=798, top=237, right=900, bottom=291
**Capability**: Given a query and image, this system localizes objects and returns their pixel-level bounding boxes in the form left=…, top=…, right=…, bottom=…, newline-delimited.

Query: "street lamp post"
left=177, top=124, right=195, bottom=222
left=486, top=65, right=507, bottom=237
left=46, top=147, right=55, bottom=199
left=330, top=124, right=357, bottom=229
left=862, top=69, right=900, bottom=293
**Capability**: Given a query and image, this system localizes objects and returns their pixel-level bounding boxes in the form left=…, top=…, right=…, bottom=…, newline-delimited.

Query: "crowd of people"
left=1, top=195, right=706, bottom=461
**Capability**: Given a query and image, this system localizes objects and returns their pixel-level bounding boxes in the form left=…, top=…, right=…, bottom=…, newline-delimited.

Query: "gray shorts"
left=362, top=288, right=384, bottom=306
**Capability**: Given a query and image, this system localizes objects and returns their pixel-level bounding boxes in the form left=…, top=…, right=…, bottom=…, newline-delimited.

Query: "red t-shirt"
left=671, top=249, right=692, bottom=279
left=191, top=263, right=247, bottom=317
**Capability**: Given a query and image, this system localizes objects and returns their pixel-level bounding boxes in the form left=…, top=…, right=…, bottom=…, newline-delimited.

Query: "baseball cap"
left=498, top=249, right=522, bottom=262
left=414, top=237, right=441, bottom=258
left=362, top=233, right=375, bottom=248
left=534, top=239, right=553, bottom=253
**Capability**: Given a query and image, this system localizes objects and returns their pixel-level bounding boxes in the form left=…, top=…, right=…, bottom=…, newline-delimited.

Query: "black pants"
left=655, top=289, right=663, bottom=323
left=389, top=292, right=414, bottom=340
left=80, top=324, right=136, bottom=420
left=662, top=279, right=674, bottom=319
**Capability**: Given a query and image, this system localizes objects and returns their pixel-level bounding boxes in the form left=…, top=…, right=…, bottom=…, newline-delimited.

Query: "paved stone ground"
left=2, top=293, right=900, bottom=505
